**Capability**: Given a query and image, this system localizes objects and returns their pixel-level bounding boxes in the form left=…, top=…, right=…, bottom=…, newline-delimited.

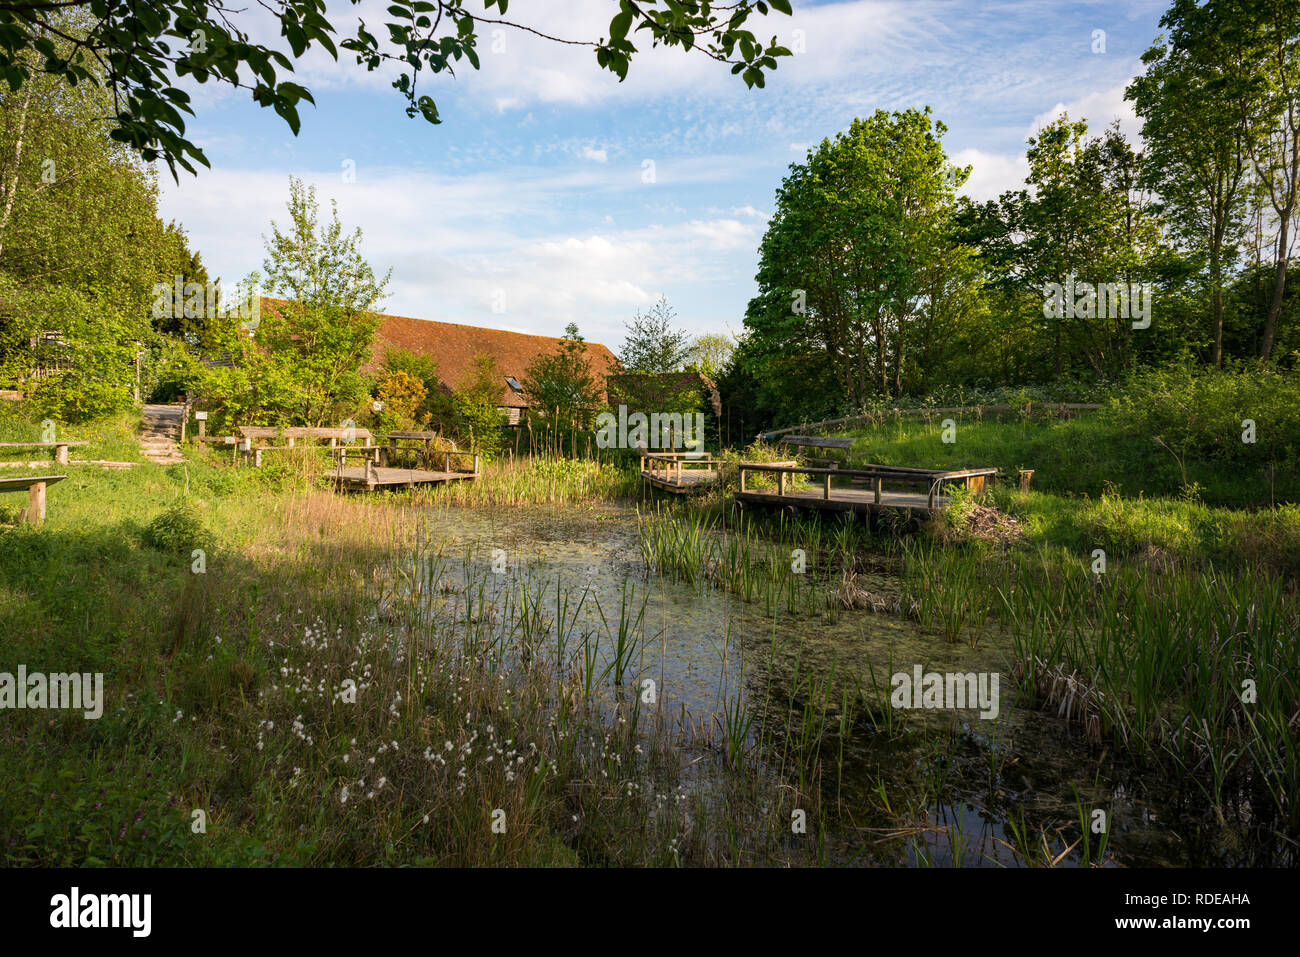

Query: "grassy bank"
left=835, top=368, right=1300, bottom=508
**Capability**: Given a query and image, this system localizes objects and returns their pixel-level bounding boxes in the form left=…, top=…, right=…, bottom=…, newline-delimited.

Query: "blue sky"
left=158, top=0, right=1168, bottom=354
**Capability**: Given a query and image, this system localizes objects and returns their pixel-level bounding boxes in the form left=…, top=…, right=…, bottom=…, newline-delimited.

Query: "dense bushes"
left=1102, top=364, right=1300, bottom=478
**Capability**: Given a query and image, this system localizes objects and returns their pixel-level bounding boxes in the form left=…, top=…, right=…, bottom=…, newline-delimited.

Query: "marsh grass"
left=0, top=465, right=842, bottom=865
left=898, top=536, right=1300, bottom=839
left=418, top=454, right=638, bottom=507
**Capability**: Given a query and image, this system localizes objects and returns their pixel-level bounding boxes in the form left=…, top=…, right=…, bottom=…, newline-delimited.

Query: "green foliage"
left=742, top=107, right=984, bottom=417
left=195, top=179, right=388, bottom=427
left=620, top=296, right=692, bottom=374
left=685, top=332, right=734, bottom=379
left=1, top=2, right=792, bottom=176
left=0, top=29, right=195, bottom=416
left=1, top=279, right=139, bottom=422
left=522, top=324, right=604, bottom=430
left=142, top=501, right=213, bottom=555
left=452, top=352, right=506, bottom=458
left=370, top=369, right=426, bottom=434
left=380, top=346, right=447, bottom=424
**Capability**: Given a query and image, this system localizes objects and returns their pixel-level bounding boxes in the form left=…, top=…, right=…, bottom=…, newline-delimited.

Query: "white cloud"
left=1030, top=81, right=1143, bottom=145
left=950, top=148, right=1029, bottom=203
left=582, top=146, right=608, bottom=162
left=158, top=162, right=764, bottom=347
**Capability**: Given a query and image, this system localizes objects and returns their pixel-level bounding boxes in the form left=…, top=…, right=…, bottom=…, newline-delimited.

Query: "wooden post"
left=26, top=481, right=46, bottom=525
left=778, top=469, right=786, bottom=497
left=874, top=477, right=882, bottom=505
left=55, top=443, right=68, bottom=465
left=197, top=418, right=206, bottom=440
left=365, top=457, right=379, bottom=487
left=254, top=448, right=263, bottom=468
left=444, top=451, right=451, bottom=474
left=473, top=454, right=480, bottom=475
left=824, top=472, right=831, bottom=499
left=739, top=466, right=746, bottom=493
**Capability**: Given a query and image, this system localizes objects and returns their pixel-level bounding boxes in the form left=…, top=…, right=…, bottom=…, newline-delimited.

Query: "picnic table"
left=383, top=431, right=451, bottom=468
left=0, top=474, right=66, bottom=525
left=237, top=426, right=375, bottom=448
left=0, top=440, right=88, bottom=464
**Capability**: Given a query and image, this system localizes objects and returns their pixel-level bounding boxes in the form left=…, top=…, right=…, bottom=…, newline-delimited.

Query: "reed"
left=899, top=538, right=1300, bottom=836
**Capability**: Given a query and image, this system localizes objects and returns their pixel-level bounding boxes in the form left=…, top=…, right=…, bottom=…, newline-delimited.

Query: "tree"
left=1216, top=0, right=1300, bottom=362
left=743, top=108, right=981, bottom=408
left=371, top=369, right=427, bottom=434
left=523, top=323, right=604, bottom=430
left=0, top=16, right=179, bottom=316
left=195, top=179, right=389, bottom=426
left=0, top=13, right=199, bottom=413
left=381, top=345, right=449, bottom=425
left=256, top=177, right=390, bottom=425
left=685, top=332, right=734, bottom=379
left=620, top=296, right=692, bottom=373
left=452, top=351, right=506, bottom=457
left=0, top=1, right=794, bottom=177
left=1129, top=0, right=1257, bottom=368
left=1019, top=118, right=1166, bottom=376
left=151, top=221, right=212, bottom=342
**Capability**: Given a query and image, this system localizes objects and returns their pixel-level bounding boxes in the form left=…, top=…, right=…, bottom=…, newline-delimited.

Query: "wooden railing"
left=640, top=451, right=720, bottom=484
left=737, top=462, right=1000, bottom=510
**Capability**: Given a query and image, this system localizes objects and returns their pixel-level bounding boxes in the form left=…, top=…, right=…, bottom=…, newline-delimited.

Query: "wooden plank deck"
left=735, top=485, right=939, bottom=514
left=735, top=462, right=999, bottom=518
left=639, top=452, right=721, bottom=494
left=329, top=465, right=478, bottom=491
left=642, top=469, right=719, bottom=493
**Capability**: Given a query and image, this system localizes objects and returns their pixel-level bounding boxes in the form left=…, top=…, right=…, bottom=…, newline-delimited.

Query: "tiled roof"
left=260, top=299, right=619, bottom=409
left=371, top=311, right=620, bottom=408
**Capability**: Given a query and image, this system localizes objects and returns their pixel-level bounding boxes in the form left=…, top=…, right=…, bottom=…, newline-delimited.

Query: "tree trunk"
left=0, top=86, right=34, bottom=263
left=1210, top=241, right=1224, bottom=368
left=1260, top=219, right=1288, bottom=363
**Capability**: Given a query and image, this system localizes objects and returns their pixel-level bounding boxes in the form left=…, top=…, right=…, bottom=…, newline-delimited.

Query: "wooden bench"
left=0, top=474, right=66, bottom=525
left=0, top=441, right=88, bottom=465
left=776, top=435, right=855, bottom=468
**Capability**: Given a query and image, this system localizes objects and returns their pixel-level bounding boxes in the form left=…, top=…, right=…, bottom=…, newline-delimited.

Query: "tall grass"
left=420, top=455, right=638, bottom=507
left=899, top=537, right=1300, bottom=837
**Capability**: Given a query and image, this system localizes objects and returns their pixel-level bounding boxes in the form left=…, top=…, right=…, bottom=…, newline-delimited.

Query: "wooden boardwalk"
left=735, top=462, right=999, bottom=519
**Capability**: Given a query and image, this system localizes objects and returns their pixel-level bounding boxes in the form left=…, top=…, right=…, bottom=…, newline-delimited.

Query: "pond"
left=408, top=501, right=1281, bottom=867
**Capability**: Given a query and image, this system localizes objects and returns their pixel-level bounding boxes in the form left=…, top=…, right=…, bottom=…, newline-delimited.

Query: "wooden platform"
left=738, top=485, right=938, bottom=513
left=735, top=462, right=999, bottom=519
left=643, top=469, right=720, bottom=493
left=329, top=465, right=478, bottom=491
left=640, top=452, right=721, bottom=494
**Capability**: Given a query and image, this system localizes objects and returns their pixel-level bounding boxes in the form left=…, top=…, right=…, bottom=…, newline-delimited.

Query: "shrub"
left=143, top=501, right=214, bottom=554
